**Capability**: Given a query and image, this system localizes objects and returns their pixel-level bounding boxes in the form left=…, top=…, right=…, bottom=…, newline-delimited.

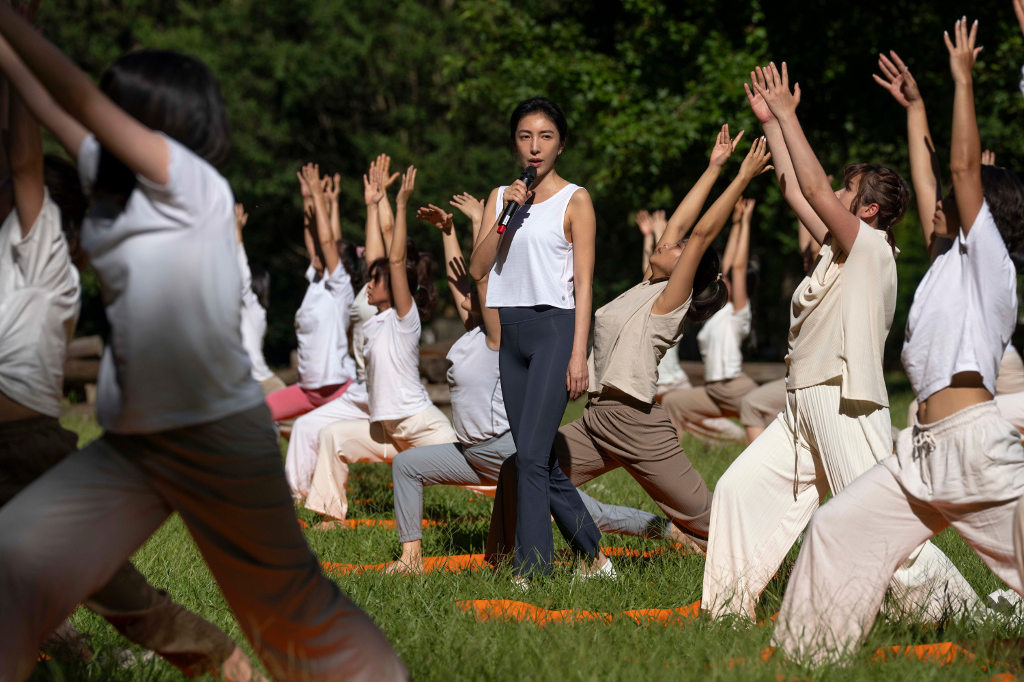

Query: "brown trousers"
left=0, top=417, right=235, bottom=677
left=661, top=373, right=758, bottom=438
left=487, top=394, right=713, bottom=562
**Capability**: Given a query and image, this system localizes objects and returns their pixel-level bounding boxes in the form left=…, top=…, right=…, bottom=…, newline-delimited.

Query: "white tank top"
left=486, top=183, right=579, bottom=309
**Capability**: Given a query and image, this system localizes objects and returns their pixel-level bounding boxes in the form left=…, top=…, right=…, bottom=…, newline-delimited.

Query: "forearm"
left=363, top=203, right=384, bottom=264
left=949, top=79, right=980, bottom=176
left=468, top=219, right=502, bottom=280
left=378, top=194, right=395, bottom=253
left=661, top=164, right=722, bottom=247
left=571, top=284, right=592, bottom=359
left=9, top=90, right=43, bottom=233
left=641, top=232, right=653, bottom=275
left=764, top=121, right=827, bottom=243
left=691, top=175, right=750, bottom=244
left=720, top=219, right=741, bottom=273
left=906, top=101, right=939, bottom=244
left=441, top=228, right=471, bottom=325
left=329, top=201, right=342, bottom=242
left=390, top=200, right=409, bottom=264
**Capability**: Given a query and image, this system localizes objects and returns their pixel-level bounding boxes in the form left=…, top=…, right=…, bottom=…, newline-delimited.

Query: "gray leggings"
left=391, top=431, right=670, bottom=543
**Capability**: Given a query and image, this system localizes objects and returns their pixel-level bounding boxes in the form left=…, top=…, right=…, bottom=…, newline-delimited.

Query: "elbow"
left=468, top=264, right=486, bottom=281
left=948, top=160, right=977, bottom=177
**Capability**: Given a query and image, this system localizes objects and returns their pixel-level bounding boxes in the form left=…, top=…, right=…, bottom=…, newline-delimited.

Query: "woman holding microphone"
left=469, top=96, right=597, bottom=579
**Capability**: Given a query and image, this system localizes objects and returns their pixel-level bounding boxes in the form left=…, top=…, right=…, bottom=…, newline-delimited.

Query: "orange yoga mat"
left=456, top=598, right=701, bottom=627
left=323, top=553, right=488, bottom=576
left=299, top=518, right=440, bottom=530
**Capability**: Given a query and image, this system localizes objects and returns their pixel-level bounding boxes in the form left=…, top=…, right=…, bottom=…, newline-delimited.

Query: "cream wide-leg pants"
left=703, top=378, right=979, bottom=621
left=305, top=405, right=457, bottom=521
left=776, top=401, right=1024, bottom=664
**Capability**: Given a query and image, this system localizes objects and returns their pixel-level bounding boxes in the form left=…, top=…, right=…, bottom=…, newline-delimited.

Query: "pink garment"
left=266, top=381, right=352, bottom=422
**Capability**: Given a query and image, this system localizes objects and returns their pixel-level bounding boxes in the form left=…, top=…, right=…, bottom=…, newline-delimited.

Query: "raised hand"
left=732, top=197, right=746, bottom=223
left=503, top=179, right=533, bottom=211
left=636, top=209, right=653, bottom=236
left=709, top=124, right=744, bottom=168
left=738, top=136, right=773, bottom=180
left=379, top=154, right=401, bottom=191
left=363, top=162, right=384, bottom=207
left=745, top=65, right=801, bottom=125
left=296, top=166, right=313, bottom=198
left=944, top=17, right=982, bottom=84
left=302, top=164, right=324, bottom=201
left=750, top=62, right=801, bottom=121
left=982, top=149, right=996, bottom=166
left=416, top=204, right=454, bottom=234
left=651, top=209, right=667, bottom=241
left=741, top=197, right=756, bottom=222
left=873, top=51, right=921, bottom=109
left=234, top=203, right=248, bottom=244
left=324, top=172, right=341, bottom=205
left=396, top=166, right=416, bottom=206
left=449, top=192, right=484, bottom=224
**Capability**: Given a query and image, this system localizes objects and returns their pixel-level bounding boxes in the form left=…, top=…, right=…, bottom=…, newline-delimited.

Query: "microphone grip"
left=496, top=201, right=521, bottom=235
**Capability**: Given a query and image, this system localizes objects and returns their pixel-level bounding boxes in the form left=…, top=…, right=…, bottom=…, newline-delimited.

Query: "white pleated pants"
left=703, top=378, right=979, bottom=621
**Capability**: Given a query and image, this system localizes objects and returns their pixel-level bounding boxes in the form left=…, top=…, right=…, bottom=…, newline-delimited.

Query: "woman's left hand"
left=566, top=352, right=588, bottom=400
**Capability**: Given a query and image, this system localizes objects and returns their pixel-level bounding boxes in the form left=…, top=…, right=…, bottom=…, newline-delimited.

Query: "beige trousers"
left=662, top=373, right=758, bottom=441
left=305, top=405, right=457, bottom=521
left=739, top=377, right=787, bottom=429
left=703, top=379, right=978, bottom=622
left=777, top=401, right=1024, bottom=664
left=259, top=374, right=287, bottom=396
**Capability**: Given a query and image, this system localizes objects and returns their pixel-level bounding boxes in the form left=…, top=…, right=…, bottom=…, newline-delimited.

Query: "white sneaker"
left=572, top=557, right=617, bottom=586
left=987, top=589, right=1023, bottom=614
left=511, top=576, right=530, bottom=593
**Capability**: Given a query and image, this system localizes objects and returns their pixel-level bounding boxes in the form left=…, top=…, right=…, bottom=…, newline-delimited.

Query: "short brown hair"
left=844, top=163, right=910, bottom=230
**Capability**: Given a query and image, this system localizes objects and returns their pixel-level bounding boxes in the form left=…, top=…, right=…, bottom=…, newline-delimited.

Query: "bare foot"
left=669, top=524, right=707, bottom=556
left=222, top=646, right=271, bottom=682
left=384, top=558, right=424, bottom=575
left=314, top=517, right=345, bottom=530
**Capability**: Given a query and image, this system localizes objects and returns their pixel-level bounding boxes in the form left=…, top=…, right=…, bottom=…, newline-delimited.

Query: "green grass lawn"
left=33, top=385, right=1024, bottom=681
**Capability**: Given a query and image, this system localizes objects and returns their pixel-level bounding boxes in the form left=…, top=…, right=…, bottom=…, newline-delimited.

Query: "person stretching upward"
left=488, top=130, right=774, bottom=582
left=662, top=196, right=757, bottom=441
left=305, top=167, right=458, bottom=527
left=776, top=22, right=1024, bottom=661
left=0, top=15, right=405, bottom=680
left=701, top=63, right=978, bottom=624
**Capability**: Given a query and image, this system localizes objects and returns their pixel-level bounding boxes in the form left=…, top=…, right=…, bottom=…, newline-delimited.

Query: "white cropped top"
left=485, top=183, right=579, bottom=309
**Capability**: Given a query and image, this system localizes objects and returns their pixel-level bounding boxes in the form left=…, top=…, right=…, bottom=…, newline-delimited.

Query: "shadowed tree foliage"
left=37, top=0, right=1024, bottom=367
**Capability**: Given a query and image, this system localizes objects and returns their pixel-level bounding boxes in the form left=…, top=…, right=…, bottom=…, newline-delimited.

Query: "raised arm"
left=637, top=209, right=655, bottom=275
left=389, top=167, right=417, bottom=318
left=418, top=203, right=473, bottom=331
left=296, top=169, right=318, bottom=265
left=362, top=159, right=386, bottom=265
left=450, top=190, right=500, bottom=345
left=325, top=172, right=342, bottom=242
left=0, top=32, right=85, bottom=162
left=566, top=188, right=597, bottom=401
left=0, top=4, right=169, bottom=184
left=874, top=51, right=943, bottom=254
left=7, top=85, right=43, bottom=237
left=654, top=137, right=771, bottom=315
left=945, top=18, right=985, bottom=235
left=745, top=68, right=828, bottom=246
left=651, top=126, right=741, bottom=271
left=731, top=198, right=754, bottom=312
left=450, top=191, right=485, bottom=244
left=720, top=199, right=745, bottom=275
left=753, top=62, right=861, bottom=255
left=301, top=163, right=340, bottom=275
left=377, top=154, right=399, bottom=254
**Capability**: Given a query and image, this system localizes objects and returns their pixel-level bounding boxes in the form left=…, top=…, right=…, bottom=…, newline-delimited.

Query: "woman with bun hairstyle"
left=468, top=96, right=598, bottom=578
left=488, top=129, right=774, bottom=582
left=702, top=63, right=977, bottom=625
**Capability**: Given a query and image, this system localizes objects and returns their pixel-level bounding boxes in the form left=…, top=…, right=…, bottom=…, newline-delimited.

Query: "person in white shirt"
left=234, top=202, right=286, bottom=395
left=305, top=166, right=457, bottom=527
left=776, top=27, right=1024, bottom=662
left=265, top=164, right=357, bottom=421
left=0, top=56, right=270, bottom=680
left=663, top=197, right=758, bottom=441
left=703, top=63, right=977, bottom=625
left=0, top=20, right=405, bottom=682
left=386, top=201, right=685, bottom=574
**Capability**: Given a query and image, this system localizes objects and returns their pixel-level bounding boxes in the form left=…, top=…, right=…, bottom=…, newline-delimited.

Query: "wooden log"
left=67, top=335, right=103, bottom=359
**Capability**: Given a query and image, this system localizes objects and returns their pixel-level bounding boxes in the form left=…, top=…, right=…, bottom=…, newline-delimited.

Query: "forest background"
left=40, top=0, right=1024, bottom=367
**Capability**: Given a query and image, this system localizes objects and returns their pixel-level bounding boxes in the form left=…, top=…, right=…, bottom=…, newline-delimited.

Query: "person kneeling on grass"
left=384, top=202, right=689, bottom=574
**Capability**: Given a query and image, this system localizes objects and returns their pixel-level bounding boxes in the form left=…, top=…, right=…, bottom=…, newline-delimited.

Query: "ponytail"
left=686, top=246, right=728, bottom=322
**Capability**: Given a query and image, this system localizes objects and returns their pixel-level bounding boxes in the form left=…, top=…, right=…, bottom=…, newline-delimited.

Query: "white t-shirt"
left=237, top=243, right=275, bottom=382
left=697, top=302, right=752, bottom=383
left=447, top=326, right=508, bottom=445
left=350, top=283, right=377, bottom=383
left=77, top=134, right=264, bottom=433
left=902, top=201, right=1018, bottom=402
left=363, top=307, right=433, bottom=422
left=295, top=262, right=354, bottom=389
left=0, top=193, right=80, bottom=417
left=656, top=344, right=687, bottom=389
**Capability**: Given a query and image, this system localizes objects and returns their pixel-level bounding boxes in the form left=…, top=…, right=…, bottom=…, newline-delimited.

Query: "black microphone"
left=496, top=165, right=537, bottom=234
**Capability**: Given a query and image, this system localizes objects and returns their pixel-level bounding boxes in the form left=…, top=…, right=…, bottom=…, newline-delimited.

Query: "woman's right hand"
left=873, top=51, right=921, bottom=109
left=502, top=179, right=533, bottom=211
left=416, top=204, right=453, bottom=234
left=301, top=163, right=322, bottom=198
left=738, top=136, right=773, bottom=181
left=450, top=192, right=484, bottom=224
left=750, top=62, right=801, bottom=122
left=636, top=209, right=652, bottom=236
left=363, top=161, right=384, bottom=206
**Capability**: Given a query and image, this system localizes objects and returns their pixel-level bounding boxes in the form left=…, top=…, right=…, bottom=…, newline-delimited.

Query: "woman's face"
left=514, top=113, right=563, bottom=177
left=649, top=238, right=686, bottom=276
left=834, top=175, right=878, bottom=223
left=366, top=272, right=390, bottom=308
left=936, top=189, right=958, bottom=237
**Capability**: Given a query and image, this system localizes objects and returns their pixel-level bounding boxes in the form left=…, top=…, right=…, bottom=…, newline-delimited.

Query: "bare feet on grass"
left=668, top=523, right=707, bottom=556
left=222, top=646, right=271, bottom=682
left=314, top=516, right=344, bottom=531
left=386, top=540, right=424, bottom=575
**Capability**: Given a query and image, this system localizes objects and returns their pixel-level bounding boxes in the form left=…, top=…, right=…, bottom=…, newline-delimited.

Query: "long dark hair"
left=980, top=165, right=1024, bottom=257
left=687, top=246, right=729, bottom=322
left=250, top=263, right=270, bottom=311
left=508, top=96, right=568, bottom=152
left=845, top=163, right=910, bottom=249
left=368, top=239, right=437, bottom=321
left=43, top=155, right=87, bottom=246
left=95, top=50, right=231, bottom=198
left=338, top=238, right=368, bottom=291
